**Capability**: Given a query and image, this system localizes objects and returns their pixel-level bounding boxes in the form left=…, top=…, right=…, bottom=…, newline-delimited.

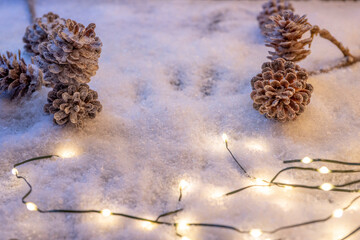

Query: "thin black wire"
left=340, top=226, right=360, bottom=240
left=12, top=154, right=360, bottom=239
left=284, top=159, right=360, bottom=166
left=225, top=141, right=252, bottom=179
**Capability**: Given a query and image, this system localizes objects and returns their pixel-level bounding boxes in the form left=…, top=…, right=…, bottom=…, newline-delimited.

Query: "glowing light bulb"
left=284, top=185, right=293, bottom=190
left=255, top=178, right=269, bottom=186
left=318, top=166, right=330, bottom=174
left=332, top=209, right=344, bottom=218
left=222, top=133, right=228, bottom=143
left=26, top=202, right=37, bottom=211
left=11, top=168, right=18, bottom=176
left=101, top=209, right=111, bottom=217
left=320, top=183, right=334, bottom=191
left=301, top=157, right=313, bottom=164
left=177, top=221, right=190, bottom=232
left=181, top=237, right=191, bottom=240
left=59, top=149, right=77, bottom=158
left=179, top=180, right=190, bottom=190
left=141, top=221, right=155, bottom=230
left=250, top=229, right=262, bottom=237
left=211, top=191, right=224, bottom=199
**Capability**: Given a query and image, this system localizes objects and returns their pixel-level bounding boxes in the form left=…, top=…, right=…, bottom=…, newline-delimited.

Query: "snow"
left=1, top=0, right=360, bottom=239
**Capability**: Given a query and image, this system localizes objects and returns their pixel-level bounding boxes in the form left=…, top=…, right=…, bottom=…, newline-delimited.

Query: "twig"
left=26, top=0, right=36, bottom=23
left=309, top=56, right=360, bottom=75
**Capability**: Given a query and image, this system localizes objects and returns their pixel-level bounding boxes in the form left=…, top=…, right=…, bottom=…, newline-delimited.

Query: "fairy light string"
left=10, top=134, right=360, bottom=240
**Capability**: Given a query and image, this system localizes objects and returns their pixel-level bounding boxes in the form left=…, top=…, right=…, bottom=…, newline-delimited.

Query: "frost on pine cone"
left=0, top=51, right=43, bottom=100
left=34, top=19, right=102, bottom=87
left=44, top=82, right=102, bottom=127
left=250, top=58, right=313, bottom=122
left=265, top=10, right=313, bottom=62
left=23, top=12, right=65, bottom=55
left=257, top=0, right=294, bottom=35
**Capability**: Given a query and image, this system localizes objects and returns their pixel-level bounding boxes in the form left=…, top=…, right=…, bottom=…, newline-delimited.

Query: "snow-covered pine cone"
left=23, top=12, right=65, bottom=55
left=44, top=82, right=102, bottom=127
left=265, top=10, right=313, bottom=62
left=0, top=51, right=43, bottom=100
left=250, top=58, right=313, bottom=122
left=257, top=0, right=294, bottom=36
left=34, top=19, right=102, bottom=87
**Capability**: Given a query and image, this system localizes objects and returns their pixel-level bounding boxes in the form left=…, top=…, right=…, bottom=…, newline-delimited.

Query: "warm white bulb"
left=179, top=180, right=190, bottom=190
left=222, top=133, right=228, bottom=143
left=181, top=237, right=191, bottom=240
left=318, top=166, right=330, bottom=174
left=284, top=185, right=293, bottom=190
left=141, top=221, right=155, bottom=230
left=320, top=183, right=334, bottom=191
left=301, top=157, right=313, bottom=164
left=26, top=202, right=37, bottom=211
left=211, top=191, right=223, bottom=199
left=332, top=209, right=344, bottom=218
left=177, top=221, right=190, bottom=232
left=250, top=228, right=262, bottom=237
left=59, top=149, right=77, bottom=158
left=255, top=178, right=269, bottom=186
left=101, top=209, right=111, bottom=217
left=11, top=168, right=18, bottom=176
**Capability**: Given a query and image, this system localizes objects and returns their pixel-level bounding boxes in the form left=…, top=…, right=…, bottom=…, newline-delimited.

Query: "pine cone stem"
left=26, top=0, right=36, bottom=23
left=309, top=55, right=360, bottom=76
left=311, top=25, right=355, bottom=61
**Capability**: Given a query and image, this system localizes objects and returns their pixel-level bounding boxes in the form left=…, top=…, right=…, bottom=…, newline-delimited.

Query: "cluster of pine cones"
left=0, top=12, right=102, bottom=128
left=251, top=0, right=315, bottom=122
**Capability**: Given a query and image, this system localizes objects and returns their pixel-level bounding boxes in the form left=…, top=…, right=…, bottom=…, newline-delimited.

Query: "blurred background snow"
left=1, top=0, right=360, bottom=239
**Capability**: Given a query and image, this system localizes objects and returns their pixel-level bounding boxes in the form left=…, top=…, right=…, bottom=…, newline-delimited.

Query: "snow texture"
left=1, top=0, right=360, bottom=239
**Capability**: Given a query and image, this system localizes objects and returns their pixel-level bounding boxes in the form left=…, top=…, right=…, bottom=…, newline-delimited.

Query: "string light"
left=250, top=229, right=262, bottom=237
left=177, top=221, right=190, bottom=232
left=181, top=237, right=191, bottom=240
left=11, top=142, right=360, bottom=240
left=318, top=166, right=331, bottom=174
left=301, top=157, right=313, bottom=164
left=332, top=209, right=344, bottom=218
left=141, top=221, right=155, bottom=231
left=11, top=168, right=18, bottom=176
left=320, top=183, right=334, bottom=191
left=222, top=133, right=228, bottom=144
left=26, top=202, right=37, bottom=211
left=284, top=186, right=293, bottom=190
left=101, top=209, right=112, bottom=217
left=58, top=148, right=77, bottom=158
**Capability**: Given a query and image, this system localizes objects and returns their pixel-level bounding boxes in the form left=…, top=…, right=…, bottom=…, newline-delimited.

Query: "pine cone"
left=44, top=82, right=102, bottom=127
left=34, top=19, right=102, bottom=87
left=265, top=10, right=313, bottom=62
left=257, top=0, right=294, bottom=35
left=250, top=58, right=313, bottom=122
left=0, top=51, right=43, bottom=100
left=23, top=12, right=65, bottom=55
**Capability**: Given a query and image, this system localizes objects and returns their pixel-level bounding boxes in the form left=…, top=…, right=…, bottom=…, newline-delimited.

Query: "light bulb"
left=59, top=149, right=77, bottom=158
left=211, top=191, right=223, bottom=199
left=250, top=228, right=262, bottom=237
left=11, top=168, right=18, bottom=176
left=318, top=166, right=330, bottom=174
left=26, top=202, right=37, bottom=211
left=320, top=183, right=334, bottom=191
left=101, top=209, right=111, bottom=217
left=222, top=133, right=228, bottom=143
left=332, top=209, right=344, bottom=218
left=181, top=237, right=191, bottom=240
left=179, top=180, right=190, bottom=190
left=141, top=221, right=155, bottom=230
left=177, top=221, right=190, bottom=232
left=301, top=157, right=313, bottom=164
left=284, top=185, right=293, bottom=190
left=255, top=178, right=269, bottom=186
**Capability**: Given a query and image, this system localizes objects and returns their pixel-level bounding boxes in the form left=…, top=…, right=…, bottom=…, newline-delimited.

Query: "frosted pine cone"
left=0, top=51, right=43, bottom=100
left=265, top=10, right=313, bottom=62
left=250, top=58, right=313, bottom=122
left=23, top=12, right=65, bottom=55
left=34, top=19, right=102, bottom=87
left=257, top=0, right=294, bottom=35
left=44, top=82, right=102, bottom=127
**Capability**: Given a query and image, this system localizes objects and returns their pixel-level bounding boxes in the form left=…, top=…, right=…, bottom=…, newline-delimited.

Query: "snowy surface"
left=1, top=0, right=360, bottom=239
